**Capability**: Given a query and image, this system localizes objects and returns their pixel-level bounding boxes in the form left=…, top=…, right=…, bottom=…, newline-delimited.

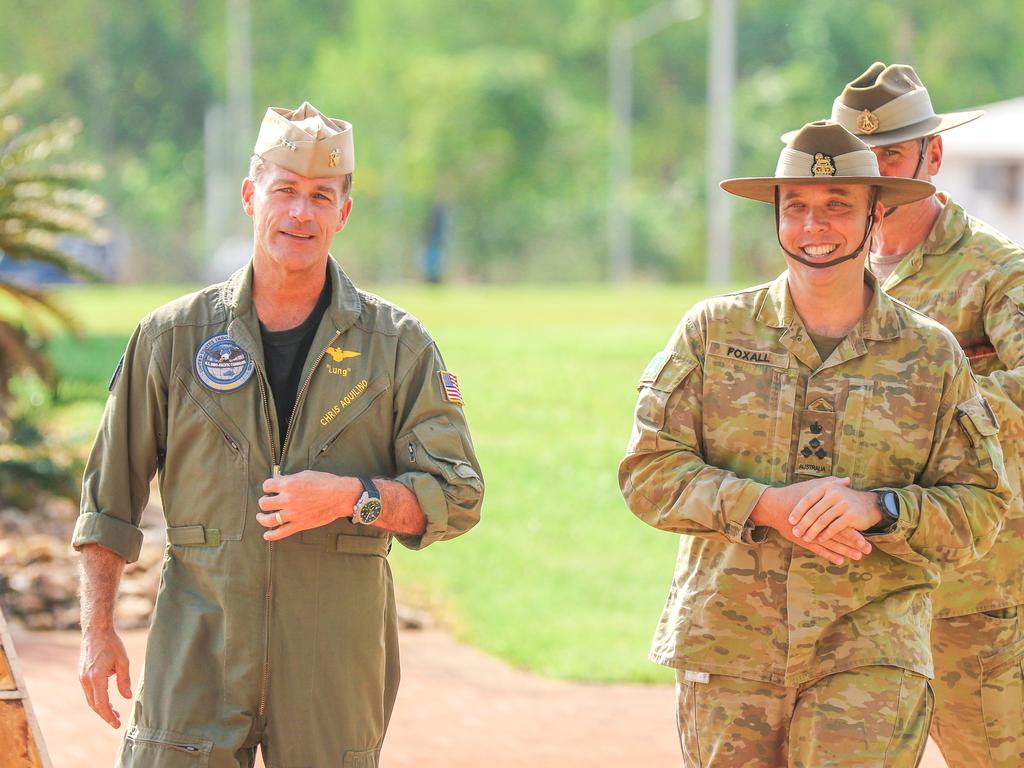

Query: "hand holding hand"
left=752, top=477, right=872, bottom=566
left=789, top=480, right=883, bottom=544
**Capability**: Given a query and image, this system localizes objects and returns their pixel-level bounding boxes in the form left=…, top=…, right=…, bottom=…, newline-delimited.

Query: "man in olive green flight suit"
left=817, top=62, right=1024, bottom=768
left=620, top=121, right=1010, bottom=767
left=73, top=102, right=483, bottom=767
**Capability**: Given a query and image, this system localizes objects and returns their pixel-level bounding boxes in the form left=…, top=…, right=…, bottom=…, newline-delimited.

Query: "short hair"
left=248, top=155, right=352, bottom=199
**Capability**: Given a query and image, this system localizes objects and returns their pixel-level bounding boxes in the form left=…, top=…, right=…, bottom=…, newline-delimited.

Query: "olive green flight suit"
left=873, top=194, right=1024, bottom=767
left=620, top=272, right=1009, bottom=766
left=73, top=257, right=484, bottom=768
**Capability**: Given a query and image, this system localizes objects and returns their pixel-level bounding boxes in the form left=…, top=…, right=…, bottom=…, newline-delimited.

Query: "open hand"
left=79, top=628, right=132, bottom=728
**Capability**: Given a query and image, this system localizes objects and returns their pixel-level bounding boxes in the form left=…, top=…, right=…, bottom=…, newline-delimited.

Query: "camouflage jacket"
left=619, top=272, right=1009, bottom=687
left=873, top=194, right=1024, bottom=617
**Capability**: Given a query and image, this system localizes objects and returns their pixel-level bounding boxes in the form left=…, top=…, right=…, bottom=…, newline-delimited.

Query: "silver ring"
left=275, top=512, right=283, bottom=526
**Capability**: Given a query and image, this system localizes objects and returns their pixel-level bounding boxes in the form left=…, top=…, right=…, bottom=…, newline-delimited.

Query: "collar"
left=220, top=255, right=363, bottom=362
left=756, top=271, right=902, bottom=370
left=221, top=254, right=363, bottom=331
left=918, top=192, right=968, bottom=257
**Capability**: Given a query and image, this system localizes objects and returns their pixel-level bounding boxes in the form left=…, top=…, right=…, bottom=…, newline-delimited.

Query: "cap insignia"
left=811, top=153, right=836, bottom=177
left=329, top=148, right=341, bottom=168
left=856, top=109, right=880, bottom=134
left=283, top=139, right=297, bottom=151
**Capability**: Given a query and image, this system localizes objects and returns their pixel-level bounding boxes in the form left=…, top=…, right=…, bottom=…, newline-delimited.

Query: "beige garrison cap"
left=723, top=121, right=934, bottom=206
left=253, top=101, right=354, bottom=177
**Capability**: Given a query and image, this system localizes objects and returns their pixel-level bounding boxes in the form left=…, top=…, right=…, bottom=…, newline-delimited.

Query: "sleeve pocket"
left=631, top=353, right=699, bottom=448
left=957, top=394, right=1000, bottom=447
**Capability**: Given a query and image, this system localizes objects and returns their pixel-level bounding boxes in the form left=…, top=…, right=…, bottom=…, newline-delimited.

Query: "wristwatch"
left=865, top=490, right=900, bottom=535
left=352, top=478, right=382, bottom=525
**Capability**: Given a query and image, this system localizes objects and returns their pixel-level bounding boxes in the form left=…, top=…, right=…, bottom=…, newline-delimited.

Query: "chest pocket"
left=701, top=340, right=790, bottom=471
left=164, top=370, right=250, bottom=542
left=835, top=378, right=942, bottom=486
left=309, top=375, right=391, bottom=467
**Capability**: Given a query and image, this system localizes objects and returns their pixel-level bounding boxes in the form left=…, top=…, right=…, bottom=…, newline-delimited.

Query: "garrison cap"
left=253, top=101, right=354, bottom=177
left=722, top=120, right=934, bottom=206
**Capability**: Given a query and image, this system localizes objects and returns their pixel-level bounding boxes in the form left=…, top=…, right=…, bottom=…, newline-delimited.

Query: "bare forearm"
left=79, top=544, right=125, bottom=633
left=373, top=479, right=426, bottom=536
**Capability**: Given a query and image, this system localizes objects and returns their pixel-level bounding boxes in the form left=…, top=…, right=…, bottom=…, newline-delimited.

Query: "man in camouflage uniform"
left=74, top=102, right=483, bottom=767
left=821, top=63, right=1024, bottom=768
left=620, top=120, right=1010, bottom=767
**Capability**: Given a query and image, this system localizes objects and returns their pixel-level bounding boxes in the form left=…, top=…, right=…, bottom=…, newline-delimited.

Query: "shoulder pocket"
left=1004, top=284, right=1024, bottom=314
left=638, top=352, right=698, bottom=393
left=631, top=353, right=699, bottom=450
left=957, top=394, right=1000, bottom=447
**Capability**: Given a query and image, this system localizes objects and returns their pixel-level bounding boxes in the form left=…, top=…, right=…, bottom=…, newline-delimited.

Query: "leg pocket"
left=343, top=748, right=379, bottom=768
left=979, top=636, right=1024, bottom=767
left=674, top=674, right=702, bottom=768
left=119, top=726, right=213, bottom=767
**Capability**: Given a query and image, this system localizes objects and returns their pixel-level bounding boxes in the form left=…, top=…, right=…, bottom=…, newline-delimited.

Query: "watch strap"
left=865, top=490, right=899, bottom=535
left=359, top=477, right=380, bottom=499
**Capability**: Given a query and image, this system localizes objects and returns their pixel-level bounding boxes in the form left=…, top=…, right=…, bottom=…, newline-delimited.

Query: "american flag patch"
left=439, top=371, right=464, bottom=406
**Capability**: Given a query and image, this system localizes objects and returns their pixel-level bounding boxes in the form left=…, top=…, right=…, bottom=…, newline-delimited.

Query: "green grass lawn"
left=46, top=281, right=731, bottom=683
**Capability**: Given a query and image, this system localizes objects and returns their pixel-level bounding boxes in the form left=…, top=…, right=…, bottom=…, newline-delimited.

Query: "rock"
left=116, top=596, right=154, bottom=629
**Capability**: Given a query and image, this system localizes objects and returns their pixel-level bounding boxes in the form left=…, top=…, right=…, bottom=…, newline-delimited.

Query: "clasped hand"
left=256, top=470, right=361, bottom=541
left=752, top=476, right=882, bottom=566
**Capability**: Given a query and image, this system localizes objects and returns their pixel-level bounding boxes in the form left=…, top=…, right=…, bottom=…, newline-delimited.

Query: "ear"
left=241, top=177, right=256, bottom=217
left=926, top=134, right=943, bottom=175
left=336, top=197, right=354, bottom=233
left=870, top=198, right=885, bottom=234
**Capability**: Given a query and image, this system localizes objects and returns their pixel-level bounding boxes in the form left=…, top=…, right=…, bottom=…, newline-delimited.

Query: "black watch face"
left=361, top=499, right=383, bottom=523
left=882, top=492, right=900, bottom=519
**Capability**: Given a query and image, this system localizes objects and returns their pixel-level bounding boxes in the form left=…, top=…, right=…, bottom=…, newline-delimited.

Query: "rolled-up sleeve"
left=72, top=324, right=167, bottom=563
left=391, top=341, right=483, bottom=550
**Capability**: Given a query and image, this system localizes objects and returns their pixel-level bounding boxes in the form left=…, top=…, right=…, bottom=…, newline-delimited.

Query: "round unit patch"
left=194, top=333, right=255, bottom=392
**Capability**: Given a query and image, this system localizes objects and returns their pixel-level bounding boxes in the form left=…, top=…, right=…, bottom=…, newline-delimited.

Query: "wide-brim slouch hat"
left=782, top=62, right=983, bottom=146
left=723, top=121, right=935, bottom=206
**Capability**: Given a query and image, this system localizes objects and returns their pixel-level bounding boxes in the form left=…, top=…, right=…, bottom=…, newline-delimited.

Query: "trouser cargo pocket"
left=119, top=726, right=213, bottom=767
left=343, top=748, right=379, bottom=768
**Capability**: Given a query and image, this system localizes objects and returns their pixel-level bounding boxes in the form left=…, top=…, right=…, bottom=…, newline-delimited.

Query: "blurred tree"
left=2, top=0, right=1024, bottom=283
left=0, top=73, right=103, bottom=504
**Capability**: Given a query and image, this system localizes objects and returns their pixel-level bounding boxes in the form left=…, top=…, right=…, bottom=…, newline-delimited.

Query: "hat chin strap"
left=774, top=187, right=876, bottom=269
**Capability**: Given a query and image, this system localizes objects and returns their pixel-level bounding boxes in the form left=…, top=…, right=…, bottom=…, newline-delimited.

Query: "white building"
left=936, top=96, right=1024, bottom=245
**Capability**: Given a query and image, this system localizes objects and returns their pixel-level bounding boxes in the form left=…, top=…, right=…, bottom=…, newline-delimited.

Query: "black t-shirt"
left=259, top=279, right=332, bottom=453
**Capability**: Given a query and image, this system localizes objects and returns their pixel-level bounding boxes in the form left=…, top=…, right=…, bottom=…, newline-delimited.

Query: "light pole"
left=607, top=0, right=735, bottom=284
left=706, top=0, right=735, bottom=284
left=608, top=0, right=701, bottom=283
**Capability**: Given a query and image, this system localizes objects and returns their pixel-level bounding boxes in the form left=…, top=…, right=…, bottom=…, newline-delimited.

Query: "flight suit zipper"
left=256, top=330, right=341, bottom=721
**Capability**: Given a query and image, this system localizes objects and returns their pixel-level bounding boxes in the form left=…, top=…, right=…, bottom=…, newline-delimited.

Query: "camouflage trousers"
left=930, top=605, right=1024, bottom=767
left=674, top=666, right=932, bottom=767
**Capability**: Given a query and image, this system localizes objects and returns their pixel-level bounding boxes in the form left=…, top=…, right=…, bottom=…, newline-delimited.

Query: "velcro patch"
left=794, top=409, right=836, bottom=477
left=708, top=340, right=789, bottom=368
left=639, top=351, right=672, bottom=385
left=439, top=371, right=464, bottom=406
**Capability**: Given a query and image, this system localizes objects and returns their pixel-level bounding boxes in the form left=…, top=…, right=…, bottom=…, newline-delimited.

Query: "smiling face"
left=777, top=183, right=879, bottom=285
left=241, top=160, right=352, bottom=273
